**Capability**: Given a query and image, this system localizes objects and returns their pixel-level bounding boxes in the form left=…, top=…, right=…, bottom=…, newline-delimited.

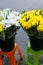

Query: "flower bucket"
left=0, top=39, right=1, bottom=49
left=1, top=32, right=16, bottom=52
left=0, top=8, right=20, bottom=52
left=19, top=9, right=43, bottom=51
left=29, top=36, right=43, bottom=51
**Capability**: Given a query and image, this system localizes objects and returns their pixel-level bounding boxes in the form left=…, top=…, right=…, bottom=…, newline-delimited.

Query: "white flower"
left=9, top=19, right=20, bottom=26
left=0, top=8, right=21, bottom=29
left=2, top=20, right=11, bottom=28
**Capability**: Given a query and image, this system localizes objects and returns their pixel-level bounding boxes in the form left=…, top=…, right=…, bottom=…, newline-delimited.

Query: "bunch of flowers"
left=0, top=8, right=21, bottom=39
left=19, top=9, right=43, bottom=38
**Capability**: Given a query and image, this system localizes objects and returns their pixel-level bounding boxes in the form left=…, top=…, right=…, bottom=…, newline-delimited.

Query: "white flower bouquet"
left=0, top=8, right=21, bottom=40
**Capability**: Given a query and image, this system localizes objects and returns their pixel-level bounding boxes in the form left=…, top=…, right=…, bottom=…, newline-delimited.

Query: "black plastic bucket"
left=1, top=35, right=15, bottom=52
left=29, top=36, right=43, bottom=51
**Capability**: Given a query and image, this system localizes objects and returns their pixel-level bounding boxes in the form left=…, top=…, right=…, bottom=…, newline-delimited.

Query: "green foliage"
left=21, top=10, right=25, bottom=14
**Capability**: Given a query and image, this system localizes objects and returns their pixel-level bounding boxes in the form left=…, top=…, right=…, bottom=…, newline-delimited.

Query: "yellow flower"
left=20, top=16, right=26, bottom=23
left=27, top=22, right=32, bottom=29
left=0, top=16, right=3, bottom=21
left=36, top=10, right=40, bottom=15
left=37, top=25, right=43, bottom=32
left=30, top=14, right=33, bottom=18
left=0, top=22, right=3, bottom=32
left=21, top=12, right=27, bottom=18
left=21, top=22, right=27, bottom=28
left=27, top=11, right=32, bottom=15
left=32, top=10, right=36, bottom=13
left=21, top=22, right=31, bottom=30
left=31, top=20, right=38, bottom=26
left=39, top=18, right=43, bottom=25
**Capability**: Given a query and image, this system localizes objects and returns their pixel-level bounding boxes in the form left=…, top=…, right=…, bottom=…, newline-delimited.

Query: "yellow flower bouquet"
left=19, top=10, right=43, bottom=38
left=19, top=10, right=43, bottom=51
